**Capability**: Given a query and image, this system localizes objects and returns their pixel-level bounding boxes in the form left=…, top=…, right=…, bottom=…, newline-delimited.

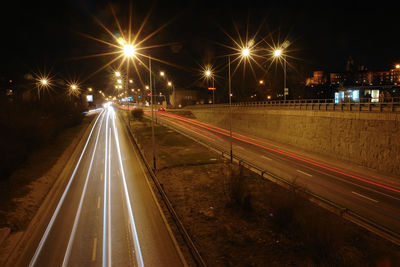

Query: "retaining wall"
left=188, top=108, right=400, bottom=177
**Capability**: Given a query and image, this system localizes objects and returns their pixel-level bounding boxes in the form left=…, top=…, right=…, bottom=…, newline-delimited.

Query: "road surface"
left=154, top=110, right=400, bottom=239
left=8, top=106, right=184, bottom=267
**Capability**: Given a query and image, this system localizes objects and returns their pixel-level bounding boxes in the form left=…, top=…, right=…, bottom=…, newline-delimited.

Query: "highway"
left=154, top=110, right=400, bottom=240
left=9, top=106, right=184, bottom=267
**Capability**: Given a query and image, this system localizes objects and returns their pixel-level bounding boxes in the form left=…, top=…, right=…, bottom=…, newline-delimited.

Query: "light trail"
left=29, top=110, right=104, bottom=267
left=158, top=112, right=400, bottom=194
left=107, top=126, right=112, bottom=267
left=103, top=109, right=110, bottom=267
left=62, top=111, right=105, bottom=267
left=110, top=107, right=144, bottom=267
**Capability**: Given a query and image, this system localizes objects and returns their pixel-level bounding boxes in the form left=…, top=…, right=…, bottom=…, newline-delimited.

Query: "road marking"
left=111, top=107, right=144, bottom=267
left=261, top=155, right=272, bottom=161
left=29, top=110, right=105, bottom=267
left=297, top=170, right=313, bottom=177
left=352, top=191, right=379, bottom=203
left=100, top=173, right=103, bottom=181
left=61, top=109, right=106, bottom=267
left=97, top=197, right=101, bottom=209
left=92, top=238, right=97, bottom=261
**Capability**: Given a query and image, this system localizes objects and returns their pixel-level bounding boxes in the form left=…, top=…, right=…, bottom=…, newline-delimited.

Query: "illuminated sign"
left=86, top=95, right=93, bottom=102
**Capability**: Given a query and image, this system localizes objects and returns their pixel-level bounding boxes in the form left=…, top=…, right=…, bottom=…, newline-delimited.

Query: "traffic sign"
left=208, top=87, right=216, bottom=91
left=284, top=88, right=289, bottom=95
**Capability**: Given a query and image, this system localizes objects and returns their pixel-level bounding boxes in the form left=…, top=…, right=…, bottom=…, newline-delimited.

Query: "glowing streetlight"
left=259, top=80, right=264, bottom=85
left=274, top=49, right=282, bottom=57
left=117, top=79, right=122, bottom=84
left=41, top=79, right=48, bottom=85
left=160, top=71, right=165, bottom=77
left=123, top=44, right=135, bottom=57
left=396, top=64, right=400, bottom=69
left=129, top=79, right=133, bottom=83
left=205, top=70, right=211, bottom=77
left=115, top=71, right=121, bottom=77
left=88, top=87, right=93, bottom=92
left=167, top=81, right=172, bottom=86
left=242, top=47, right=250, bottom=57
left=71, top=84, right=77, bottom=90
left=146, top=85, right=149, bottom=90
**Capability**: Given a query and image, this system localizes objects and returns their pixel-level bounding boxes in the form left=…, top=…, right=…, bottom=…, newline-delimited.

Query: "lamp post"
left=227, top=47, right=250, bottom=163
left=273, top=48, right=286, bottom=100
left=150, top=57, right=156, bottom=170
left=167, top=81, right=174, bottom=107
left=205, top=69, right=215, bottom=104
left=228, top=55, right=233, bottom=162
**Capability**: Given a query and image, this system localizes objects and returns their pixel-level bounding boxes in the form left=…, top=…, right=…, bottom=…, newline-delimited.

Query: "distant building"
left=306, top=71, right=327, bottom=86
left=172, top=89, right=199, bottom=107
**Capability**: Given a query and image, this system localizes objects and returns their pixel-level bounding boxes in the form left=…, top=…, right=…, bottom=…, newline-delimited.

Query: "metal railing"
left=187, top=97, right=400, bottom=112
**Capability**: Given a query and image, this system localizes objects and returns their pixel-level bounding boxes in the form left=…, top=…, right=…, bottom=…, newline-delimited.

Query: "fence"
left=188, top=97, right=400, bottom=112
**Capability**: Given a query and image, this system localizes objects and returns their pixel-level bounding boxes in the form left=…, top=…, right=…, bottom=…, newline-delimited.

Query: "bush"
left=0, top=94, right=85, bottom=180
left=131, top=108, right=144, bottom=120
left=227, top=164, right=252, bottom=211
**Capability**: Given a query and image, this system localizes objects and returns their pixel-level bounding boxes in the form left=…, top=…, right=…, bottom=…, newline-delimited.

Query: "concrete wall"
left=189, top=108, right=400, bottom=177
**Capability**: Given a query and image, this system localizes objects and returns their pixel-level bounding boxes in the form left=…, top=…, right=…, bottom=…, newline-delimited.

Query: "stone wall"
left=189, top=108, right=400, bottom=177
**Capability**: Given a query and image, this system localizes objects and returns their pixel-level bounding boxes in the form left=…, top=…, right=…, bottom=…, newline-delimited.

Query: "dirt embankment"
left=122, top=110, right=400, bottom=266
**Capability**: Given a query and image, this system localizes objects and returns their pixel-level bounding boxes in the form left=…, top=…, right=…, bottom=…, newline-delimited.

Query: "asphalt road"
left=11, top=107, right=184, bottom=267
left=155, top=110, right=400, bottom=238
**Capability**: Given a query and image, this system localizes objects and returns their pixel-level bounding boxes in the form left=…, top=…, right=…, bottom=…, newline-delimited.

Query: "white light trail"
left=103, top=109, right=110, bottom=267
left=29, top=110, right=105, bottom=267
left=62, top=111, right=105, bottom=266
left=110, top=107, right=144, bottom=267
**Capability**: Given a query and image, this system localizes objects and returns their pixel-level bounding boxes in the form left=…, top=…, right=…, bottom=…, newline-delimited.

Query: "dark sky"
left=1, top=0, right=399, bottom=91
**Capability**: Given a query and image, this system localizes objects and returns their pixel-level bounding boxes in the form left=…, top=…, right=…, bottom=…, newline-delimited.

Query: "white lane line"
left=29, top=109, right=104, bottom=267
left=62, top=112, right=105, bottom=267
left=103, top=109, right=109, bottom=267
left=92, top=238, right=98, bottom=261
left=297, top=169, right=313, bottom=177
left=352, top=191, right=379, bottom=203
left=261, top=155, right=272, bottom=161
left=111, top=107, right=144, bottom=267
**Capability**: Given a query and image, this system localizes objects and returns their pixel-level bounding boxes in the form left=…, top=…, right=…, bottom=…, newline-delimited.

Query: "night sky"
left=1, top=0, right=399, bottom=92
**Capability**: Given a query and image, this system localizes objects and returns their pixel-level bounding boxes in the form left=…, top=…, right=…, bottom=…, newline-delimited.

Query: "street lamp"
left=160, top=71, right=165, bottom=77
left=204, top=68, right=215, bottom=104
left=115, top=71, right=121, bottom=77
left=41, top=79, right=48, bottom=85
left=273, top=49, right=286, bottom=101
left=227, top=47, right=251, bottom=162
left=273, top=40, right=290, bottom=101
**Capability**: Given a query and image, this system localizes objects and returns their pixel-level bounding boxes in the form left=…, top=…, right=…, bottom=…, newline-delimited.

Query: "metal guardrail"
left=155, top=114, right=400, bottom=247
left=187, top=97, right=400, bottom=112
left=118, top=111, right=207, bottom=267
